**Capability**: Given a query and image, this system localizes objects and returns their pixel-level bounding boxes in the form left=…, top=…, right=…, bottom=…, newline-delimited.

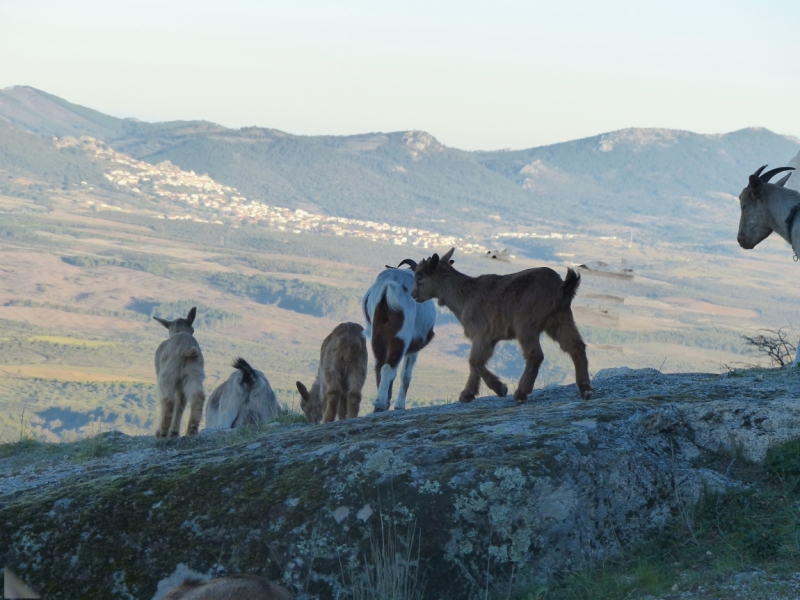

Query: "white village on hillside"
left=57, top=136, right=625, bottom=257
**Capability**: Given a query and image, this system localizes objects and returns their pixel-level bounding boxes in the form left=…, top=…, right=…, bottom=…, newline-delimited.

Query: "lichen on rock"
left=3, top=367, right=800, bottom=599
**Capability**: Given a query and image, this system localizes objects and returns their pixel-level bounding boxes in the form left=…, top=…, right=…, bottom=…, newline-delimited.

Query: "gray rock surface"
left=2, top=367, right=800, bottom=599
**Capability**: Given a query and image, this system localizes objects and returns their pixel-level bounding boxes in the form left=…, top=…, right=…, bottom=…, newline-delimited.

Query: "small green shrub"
left=766, top=439, right=800, bottom=490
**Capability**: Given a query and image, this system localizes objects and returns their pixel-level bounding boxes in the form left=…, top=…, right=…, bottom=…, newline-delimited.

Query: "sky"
left=2, top=0, right=799, bottom=150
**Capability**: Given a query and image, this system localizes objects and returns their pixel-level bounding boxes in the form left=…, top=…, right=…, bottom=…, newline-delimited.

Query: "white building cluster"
left=57, top=136, right=488, bottom=254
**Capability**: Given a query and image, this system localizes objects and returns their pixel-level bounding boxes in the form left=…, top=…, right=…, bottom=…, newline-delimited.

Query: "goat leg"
left=336, top=392, right=348, bottom=421
left=185, top=391, right=205, bottom=435
left=479, top=370, right=508, bottom=398
left=459, top=368, right=480, bottom=403
left=460, top=349, right=485, bottom=402
left=395, top=352, right=418, bottom=410
left=323, top=389, right=340, bottom=423
left=515, top=338, right=545, bottom=404
left=461, top=338, right=506, bottom=401
left=346, top=390, right=362, bottom=419
left=374, top=363, right=397, bottom=411
left=546, top=315, right=593, bottom=400
left=169, top=392, right=187, bottom=437
left=346, top=370, right=365, bottom=419
left=156, top=394, right=175, bottom=438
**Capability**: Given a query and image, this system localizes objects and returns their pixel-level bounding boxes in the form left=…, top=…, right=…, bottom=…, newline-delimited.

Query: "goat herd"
left=157, top=159, right=800, bottom=438
left=153, top=247, right=595, bottom=438
left=8, top=166, right=793, bottom=599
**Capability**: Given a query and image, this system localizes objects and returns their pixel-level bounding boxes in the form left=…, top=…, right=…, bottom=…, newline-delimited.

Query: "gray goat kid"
left=404, top=248, right=593, bottom=403
left=206, top=358, right=281, bottom=429
left=153, top=307, right=206, bottom=437
left=737, top=163, right=799, bottom=364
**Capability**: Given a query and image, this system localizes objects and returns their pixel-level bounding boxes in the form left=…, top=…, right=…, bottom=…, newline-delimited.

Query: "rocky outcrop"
left=3, top=367, right=800, bottom=599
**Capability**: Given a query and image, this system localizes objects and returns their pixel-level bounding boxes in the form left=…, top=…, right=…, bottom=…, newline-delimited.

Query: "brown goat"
left=405, top=248, right=592, bottom=403
left=296, top=322, right=368, bottom=423
left=153, top=306, right=206, bottom=437
left=163, top=575, right=292, bottom=600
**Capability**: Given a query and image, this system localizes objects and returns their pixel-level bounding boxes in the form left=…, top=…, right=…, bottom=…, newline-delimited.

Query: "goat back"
left=206, top=362, right=280, bottom=429
left=362, top=269, right=435, bottom=343
left=155, top=333, right=205, bottom=393
left=453, top=267, right=577, bottom=335
left=320, top=322, right=368, bottom=387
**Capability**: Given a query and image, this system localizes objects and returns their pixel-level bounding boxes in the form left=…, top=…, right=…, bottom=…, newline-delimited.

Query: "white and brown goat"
left=361, top=268, right=436, bottom=411
left=153, top=306, right=206, bottom=437
left=296, top=322, right=367, bottom=423
left=206, top=358, right=281, bottom=429
left=404, top=248, right=592, bottom=403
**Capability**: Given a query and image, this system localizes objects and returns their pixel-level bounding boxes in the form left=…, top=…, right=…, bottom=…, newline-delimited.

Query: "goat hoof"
left=581, top=390, right=593, bottom=401
left=513, top=392, right=529, bottom=404
left=373, top=404, right=388, bottom=413
left=168, top=430, right=180, bottom=438
left=497, top=384, right=509, bottom=398
left=459, top=392, right=475, bottom=403
left=155, top=430, right=165, bottom=439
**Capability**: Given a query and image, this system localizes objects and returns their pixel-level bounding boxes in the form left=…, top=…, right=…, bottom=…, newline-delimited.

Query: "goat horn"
left=761, top=166, right=795, bottom=183
left=776, top=172, right=793, bottom=187
left=441, top=247, right=455, bottom=263
left=753, top=165, right=768, bottom=178
left=396, top=259, right=418, bottom=269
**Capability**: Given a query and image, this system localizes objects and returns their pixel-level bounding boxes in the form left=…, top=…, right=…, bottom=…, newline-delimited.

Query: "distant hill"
left=2, top=86, right=799, bottom=245
left=473, top=127, right=800, bottom=245
left=0, top=86, right=217, bottom=141
left=475, top=127, right=800, bottom=216
left=0, top=86, right=130, bottom=139
left=0, top=120, right=107, bottom=200
left=113, top=127, right=533, bottom=227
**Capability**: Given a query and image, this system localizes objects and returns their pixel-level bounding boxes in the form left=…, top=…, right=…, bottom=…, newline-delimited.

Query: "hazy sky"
left=2, top=0, right=799, bottom=149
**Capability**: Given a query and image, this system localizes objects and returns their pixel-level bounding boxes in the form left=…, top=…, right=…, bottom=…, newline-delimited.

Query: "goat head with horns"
left=737, top=164, right=796, bottom=251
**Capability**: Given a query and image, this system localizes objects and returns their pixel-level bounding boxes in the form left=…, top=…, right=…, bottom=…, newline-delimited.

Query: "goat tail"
left=182, top=347, right=200, bottom=359
left=232, top=357, right=258, bottom=388
left=560, top=268, right=581, bottom=305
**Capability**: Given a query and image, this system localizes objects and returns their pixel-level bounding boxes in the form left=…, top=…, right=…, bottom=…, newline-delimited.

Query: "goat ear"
left=428, top=254, right=440, bottom=272
left=186, top=306, right=197, bottom=325
left=296, top=381, right=309, bottom=401
left=153, top=316, right=171, bottom=329
left=449, top=260, right=454, bottom=265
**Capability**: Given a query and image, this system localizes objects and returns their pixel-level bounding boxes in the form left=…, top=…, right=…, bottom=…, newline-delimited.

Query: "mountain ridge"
left=4, top=85, right=798, bottom=152
left=2, top=86, right=799, bottom=247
